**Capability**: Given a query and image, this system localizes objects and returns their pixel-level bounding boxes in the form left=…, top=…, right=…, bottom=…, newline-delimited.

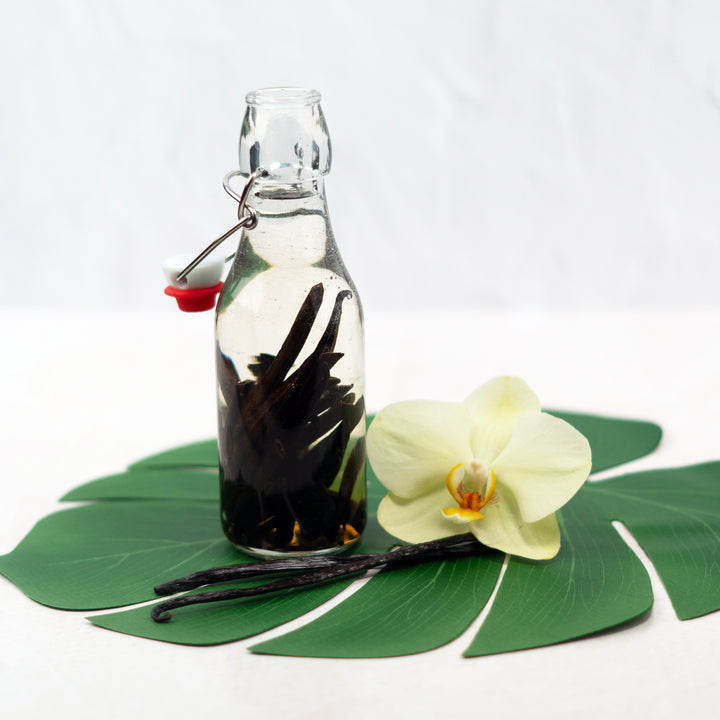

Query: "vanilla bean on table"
left=153, top=552, right=376, bottom=596
left=151, top=533, right=483, bottom=623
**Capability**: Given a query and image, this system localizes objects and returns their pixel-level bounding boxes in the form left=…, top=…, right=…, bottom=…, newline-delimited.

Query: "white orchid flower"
left=366, top=377, right=592, bottom=560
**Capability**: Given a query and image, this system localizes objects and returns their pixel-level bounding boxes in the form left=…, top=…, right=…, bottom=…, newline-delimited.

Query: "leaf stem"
left=151, top=533, right=484, bottom=623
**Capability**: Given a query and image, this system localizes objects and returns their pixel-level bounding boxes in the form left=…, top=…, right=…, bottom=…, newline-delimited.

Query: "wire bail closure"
left=174, top=167, right=268, bottom=284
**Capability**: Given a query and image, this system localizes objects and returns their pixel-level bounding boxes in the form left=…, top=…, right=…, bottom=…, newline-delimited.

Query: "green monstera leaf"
left=1, top=409, right=717, bottom=658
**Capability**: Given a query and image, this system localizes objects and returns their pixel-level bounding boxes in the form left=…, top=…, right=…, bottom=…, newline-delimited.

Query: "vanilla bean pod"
left=151, top=533, right=481, bottom=623
left=218, top=283, right=367, bottom=553
left=154, top=553, right=376, bottom=596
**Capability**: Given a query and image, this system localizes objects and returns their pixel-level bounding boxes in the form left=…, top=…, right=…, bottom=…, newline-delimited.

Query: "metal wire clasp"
left=174, top=167, right=268, bottom=284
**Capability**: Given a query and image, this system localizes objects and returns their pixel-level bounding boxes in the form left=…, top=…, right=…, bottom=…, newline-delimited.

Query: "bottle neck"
left=251, top=176, right=326, bottom=203
left=242, top=178, right=333, bottom=267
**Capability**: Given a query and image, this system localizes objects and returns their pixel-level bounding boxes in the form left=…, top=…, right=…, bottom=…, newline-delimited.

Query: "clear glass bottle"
left=216, top=88, right=366, bottom=558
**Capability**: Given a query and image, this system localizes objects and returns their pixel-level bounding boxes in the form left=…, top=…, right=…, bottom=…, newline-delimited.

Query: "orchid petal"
left=377, top=487, right=460, bottom=544
left=492, top=412, right=592, bottom=523
left=367, top=400, right=473, bottom=499
left=464, top=377, right=541, bottom=463
left=470, top=487, right=561, bottom=560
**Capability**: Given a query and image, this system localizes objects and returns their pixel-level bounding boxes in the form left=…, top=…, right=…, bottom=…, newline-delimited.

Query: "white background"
left=2, top=3, right=720, bottom=718
left=2, top=0, right=720, bottom=312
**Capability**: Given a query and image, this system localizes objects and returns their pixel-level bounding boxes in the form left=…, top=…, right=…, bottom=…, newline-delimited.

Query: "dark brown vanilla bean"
left=154, top=553, right=378, bottom=596
left=217, top=283, right=366, bottom=555
left=337, top=436, right=366, bottom=525
left=151, top=534, right=482, bottom=622
left=315, top=290, right=352, bottom=355
left=155, top=532, right=479, bottom=595
left=248, top=283, right=325, bottom=405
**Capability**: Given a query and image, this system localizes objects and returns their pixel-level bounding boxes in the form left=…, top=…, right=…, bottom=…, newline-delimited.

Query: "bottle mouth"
left=245, top=87, right=321, bottom=108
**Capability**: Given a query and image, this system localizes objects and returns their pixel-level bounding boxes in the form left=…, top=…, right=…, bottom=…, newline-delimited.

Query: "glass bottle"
left=215, top=88, right=366, bottom=558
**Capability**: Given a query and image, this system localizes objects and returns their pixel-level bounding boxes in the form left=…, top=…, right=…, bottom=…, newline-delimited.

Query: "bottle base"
left=232, top=536, right=360, bottom=560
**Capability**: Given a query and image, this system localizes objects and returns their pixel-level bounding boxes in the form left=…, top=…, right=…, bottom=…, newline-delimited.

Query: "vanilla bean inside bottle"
left=216, top=88, right=366, bottom=557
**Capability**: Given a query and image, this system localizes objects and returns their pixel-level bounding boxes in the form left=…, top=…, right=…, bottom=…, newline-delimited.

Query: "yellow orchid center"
left=443, top=460, right=496, bottom=521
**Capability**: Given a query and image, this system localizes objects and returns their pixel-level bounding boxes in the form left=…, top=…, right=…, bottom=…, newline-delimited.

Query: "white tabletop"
left=1, top=306, right=719, bottom=719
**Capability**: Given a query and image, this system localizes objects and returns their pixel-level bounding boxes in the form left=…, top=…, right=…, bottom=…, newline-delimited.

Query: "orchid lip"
left=444, top=462, right=496, bottom=520
left=443, top=507, right=485, bottom=521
